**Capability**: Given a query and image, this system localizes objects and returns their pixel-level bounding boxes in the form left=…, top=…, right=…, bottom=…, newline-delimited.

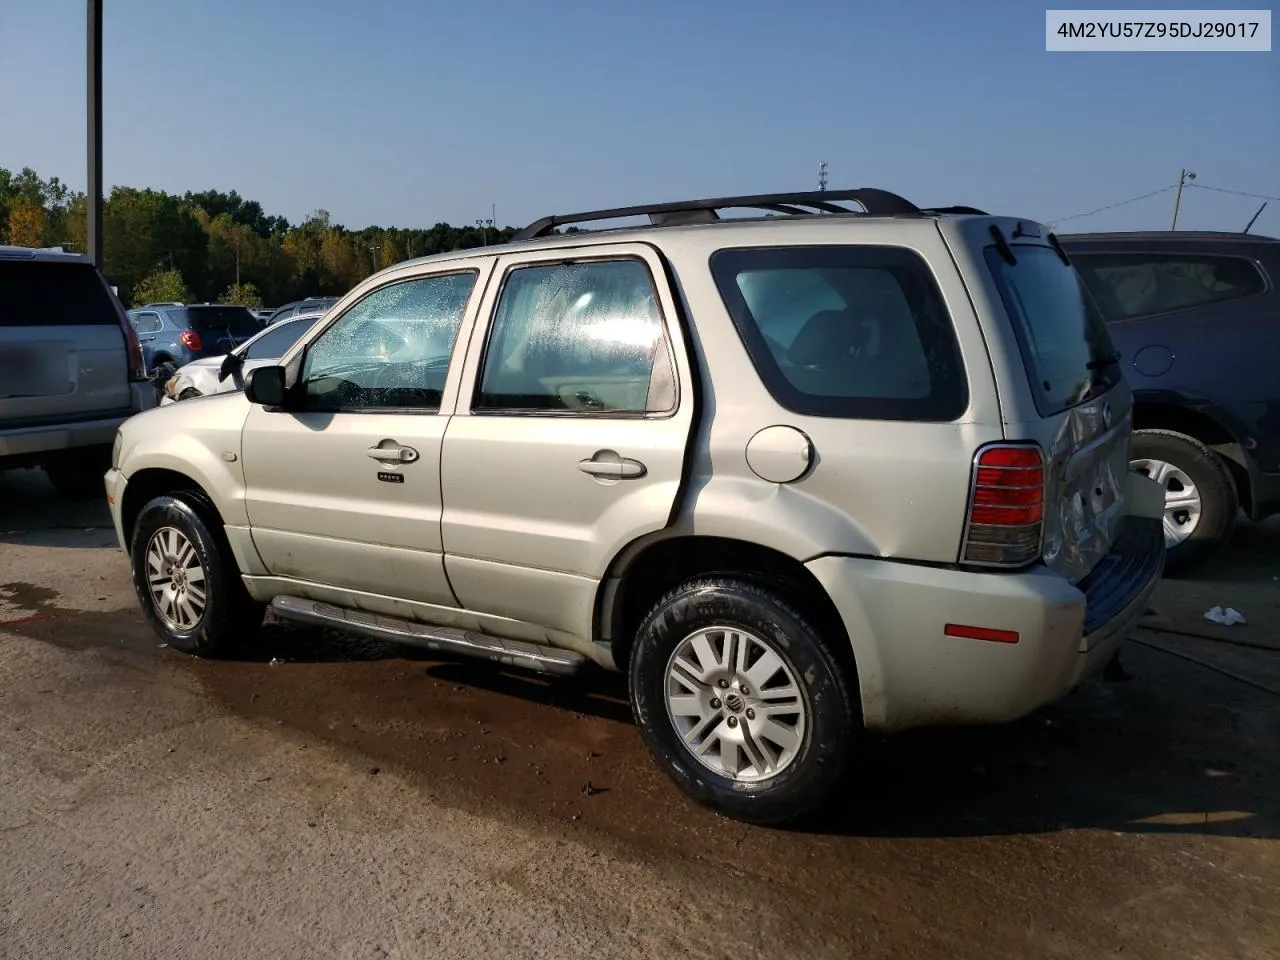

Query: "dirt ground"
left=1, top=467, right=1277, bottom=960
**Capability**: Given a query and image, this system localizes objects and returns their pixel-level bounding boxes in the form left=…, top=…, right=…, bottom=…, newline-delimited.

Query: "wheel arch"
left=597, top=534, right=856, bottom=683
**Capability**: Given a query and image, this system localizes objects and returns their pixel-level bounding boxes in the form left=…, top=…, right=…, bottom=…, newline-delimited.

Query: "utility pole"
left=818, top=161, right=828, bottom=193
left=1171, top=168, right=1196, bottom=230
left=87, top=0, right=103, bottom=268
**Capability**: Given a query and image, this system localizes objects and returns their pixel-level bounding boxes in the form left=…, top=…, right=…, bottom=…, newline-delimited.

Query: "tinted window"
left=1070, top=251, right=1267, bottom=322
left=242, top=316, right=318, bottom=360
left=0, top=260, right=118, bottom=327
left=984, top=245, right=1121, bottom=417
left=711, top=245, right=967, bottom=421
left=270, top=305, right=297, bottom=324
left=300, top=271, right=476, bottom=411
left=475, top=259, right=676, bottom=414
left=184, top=305, right=261, bottom=333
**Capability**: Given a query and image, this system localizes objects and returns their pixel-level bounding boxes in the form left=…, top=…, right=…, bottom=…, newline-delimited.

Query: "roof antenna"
left=1242, top=201, right=1267, bottom=235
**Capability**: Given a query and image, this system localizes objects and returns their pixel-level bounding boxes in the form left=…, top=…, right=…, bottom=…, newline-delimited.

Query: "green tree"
left=221, top=282, right=263, bottom=307
left=103, top=187, right=209, bottom=304
left=132, top=268, right=191, bottom=307
left=4, top=201, right=46, bottom=247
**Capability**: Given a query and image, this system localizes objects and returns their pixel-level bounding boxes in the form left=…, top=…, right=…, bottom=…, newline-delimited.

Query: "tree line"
left=0, top=166, right=518, bottom=308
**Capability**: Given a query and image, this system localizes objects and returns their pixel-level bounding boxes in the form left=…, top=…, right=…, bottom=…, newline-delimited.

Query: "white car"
left=161, top=314, right=322, bottom=404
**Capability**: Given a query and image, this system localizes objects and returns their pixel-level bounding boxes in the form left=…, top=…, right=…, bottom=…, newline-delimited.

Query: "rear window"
left=184, top=305, right=261, bottom=333
left=984, top=244, right=1121, bottom=417
left=710, top=245, right=968, bottom=421
left=1069, top=251, right=1267, bottom=322
left=0, top=259, right=119, bottom=327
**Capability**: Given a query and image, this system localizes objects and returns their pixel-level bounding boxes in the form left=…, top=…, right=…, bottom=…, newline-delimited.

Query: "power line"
left=1048, top=186, right=1174, bottom=226
left=1186, top=183, right=1280, bottom=202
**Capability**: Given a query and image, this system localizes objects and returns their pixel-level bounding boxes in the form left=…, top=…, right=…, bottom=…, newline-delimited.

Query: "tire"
left=1131, top=429, right=1238, bottom=577
left=629, top=576, right=858, bottom=826
left=129, top=493, right=263, bottom=657
left=43, top=446, right=113, bottom=499
left=152, top=360, right=177, bottom=400
left=177, top=388, right=202, bottom=402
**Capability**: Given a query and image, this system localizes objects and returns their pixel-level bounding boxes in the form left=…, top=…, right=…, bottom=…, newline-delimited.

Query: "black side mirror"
left=218, top=352, right=245, bottom=387
left=244, top=366, right=287, bottom=407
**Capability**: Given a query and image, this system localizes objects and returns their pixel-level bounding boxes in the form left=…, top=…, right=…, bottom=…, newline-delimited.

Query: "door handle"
left=577, top=449, right=647, bottom=480
left=367, top=442, right=419, bottom=464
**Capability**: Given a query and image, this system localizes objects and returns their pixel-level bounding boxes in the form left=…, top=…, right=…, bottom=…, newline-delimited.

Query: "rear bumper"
left=807, top=515, right=1165, bottom=733
left=0, top=384, right=154, bottom=468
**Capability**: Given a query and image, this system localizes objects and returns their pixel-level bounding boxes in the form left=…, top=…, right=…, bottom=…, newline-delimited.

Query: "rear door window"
left=984, top=244, right=1121, bottom=417
left=710, top=245, right=967, bottom=421
left=242, top=316, right=318, bottom=360
left=1070, top=251, right=1267, bottom=322
left=0, top=259, right=119, bottom=326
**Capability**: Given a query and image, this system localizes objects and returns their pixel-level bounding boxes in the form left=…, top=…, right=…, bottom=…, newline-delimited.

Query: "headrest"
left=787, top=309, right=866, bottom=366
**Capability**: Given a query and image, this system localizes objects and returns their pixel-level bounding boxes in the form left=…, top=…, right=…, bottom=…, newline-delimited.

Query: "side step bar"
left=270, top=596, right=586, bottom=677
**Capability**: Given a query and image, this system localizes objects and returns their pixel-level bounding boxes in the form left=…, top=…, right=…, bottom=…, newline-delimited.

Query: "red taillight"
left=962, top=443, right=1046, bottom=567
left=179, top=330, right=203, bottom=352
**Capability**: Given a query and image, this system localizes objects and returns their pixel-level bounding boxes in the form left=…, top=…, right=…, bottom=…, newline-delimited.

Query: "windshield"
left=185, top=305, right=260, bottom=334
left=984, top=244, right=1121, bottom=417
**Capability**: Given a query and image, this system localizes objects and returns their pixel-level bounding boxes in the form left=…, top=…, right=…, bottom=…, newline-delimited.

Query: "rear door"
left=951, top=220, right=1132, bottom=583
left=439, top=243, right=696, bottom=637
left=0, top=254, right=131, bottom=427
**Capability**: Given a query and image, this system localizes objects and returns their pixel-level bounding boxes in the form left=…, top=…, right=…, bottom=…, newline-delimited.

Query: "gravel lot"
left=2, top=467, right=1278, bottom=960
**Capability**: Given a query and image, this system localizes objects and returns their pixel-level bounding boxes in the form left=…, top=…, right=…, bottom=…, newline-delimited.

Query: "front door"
left=440, top=243, right=696, bottom=638
left=241, top=265, right=489, bottom=606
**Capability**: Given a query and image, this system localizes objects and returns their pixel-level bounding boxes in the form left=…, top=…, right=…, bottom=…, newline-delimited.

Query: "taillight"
left=104, top=281, right=148, bottom=381
left=962, top=443, right=1046, bottom=567
left=179, top=330, right=203, bottom=352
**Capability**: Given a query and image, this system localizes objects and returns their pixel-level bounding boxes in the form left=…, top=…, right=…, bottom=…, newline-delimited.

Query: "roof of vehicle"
left=1059, top=230, right=1279, bottom=244
left=390, top=189, right=1004, bottom=274
left=0, top=245, right=92, bottom=264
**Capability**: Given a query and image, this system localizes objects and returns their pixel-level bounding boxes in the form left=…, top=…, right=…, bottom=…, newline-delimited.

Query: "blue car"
left=126, top=302, right=263, bottom=382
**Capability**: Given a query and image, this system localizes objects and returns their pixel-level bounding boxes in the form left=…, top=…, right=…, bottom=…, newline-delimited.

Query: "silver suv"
left=105, top=190, right=1166, bottom=824
left=1, top=246, right=155, bottom=495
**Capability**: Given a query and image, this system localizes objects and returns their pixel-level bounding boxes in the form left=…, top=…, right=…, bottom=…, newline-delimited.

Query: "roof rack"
left=513, top=188, right=940, bottom=241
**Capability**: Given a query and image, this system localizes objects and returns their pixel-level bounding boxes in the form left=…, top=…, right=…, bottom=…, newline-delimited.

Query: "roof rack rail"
left=513, top=188, right=923, bottom=241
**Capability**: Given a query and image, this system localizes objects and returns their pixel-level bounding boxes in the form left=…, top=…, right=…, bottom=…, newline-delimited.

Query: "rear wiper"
left=1086, top=350, right=1121, bottom=371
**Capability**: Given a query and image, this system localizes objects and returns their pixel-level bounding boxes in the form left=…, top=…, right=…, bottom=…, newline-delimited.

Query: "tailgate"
left=0, top=259, right=130, bottom=423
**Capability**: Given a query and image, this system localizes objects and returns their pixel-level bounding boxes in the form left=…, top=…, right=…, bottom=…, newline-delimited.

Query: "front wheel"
left=629, top=576, right=858, bottom=825
left=1131, top=429, right=1238, bottom=577
left=129, top=494, right=263, bottom=656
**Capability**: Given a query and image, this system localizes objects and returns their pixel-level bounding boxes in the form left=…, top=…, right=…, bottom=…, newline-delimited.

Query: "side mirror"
left=218, top=352, right=245, bottom=387
left=244, top=366, right=287, bottom=407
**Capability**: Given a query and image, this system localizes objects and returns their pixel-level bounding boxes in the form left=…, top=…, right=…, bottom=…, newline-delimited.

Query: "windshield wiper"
left=1086, top=350, right=1121, bottom=371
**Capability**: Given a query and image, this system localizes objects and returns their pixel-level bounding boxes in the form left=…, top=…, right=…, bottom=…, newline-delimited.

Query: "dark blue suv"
left=125, top=303, right=262, bottom=382
left=1061, top=230, right=1280, bottom=574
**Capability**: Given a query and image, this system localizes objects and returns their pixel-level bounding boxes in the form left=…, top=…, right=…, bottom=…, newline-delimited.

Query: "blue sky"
left=1, top=0, right=1276, bottom=235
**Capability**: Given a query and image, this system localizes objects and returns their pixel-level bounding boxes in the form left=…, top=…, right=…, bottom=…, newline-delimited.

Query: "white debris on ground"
left=1204, top=606, right=1247, bottom=626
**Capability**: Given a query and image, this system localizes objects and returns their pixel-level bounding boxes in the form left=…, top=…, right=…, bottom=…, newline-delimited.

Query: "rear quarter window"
left=1069, top=251, right=1268, bottom=322
left=0, top=260, right=119, bottom=326
left=710, top=245, right=968, bottom=421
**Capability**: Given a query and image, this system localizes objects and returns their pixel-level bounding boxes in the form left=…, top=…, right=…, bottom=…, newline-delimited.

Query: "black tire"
left=129, top=493, right=263, bottom=657
left=152, top=360, right=177, bottom=399
left=43, top=446, right=112, bottom=499
left=629, top=576, right=858, bottom=826
left=177, top=388, right=202, bottom=402
left=1132, top=429, right=1238, bottom=577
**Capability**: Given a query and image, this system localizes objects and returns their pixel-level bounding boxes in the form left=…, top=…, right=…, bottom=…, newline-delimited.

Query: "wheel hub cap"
left=144, top=526, right=207, bottom=631
left=1132, top=457, right=1203, bottom=546
left=664, top=626, right=808, bottom=784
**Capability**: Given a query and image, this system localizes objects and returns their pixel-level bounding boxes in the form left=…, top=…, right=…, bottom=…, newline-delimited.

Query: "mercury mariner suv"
left=105, top=189, right=1166, bottom=824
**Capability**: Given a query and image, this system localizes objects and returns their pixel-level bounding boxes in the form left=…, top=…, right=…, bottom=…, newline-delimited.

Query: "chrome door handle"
left=577, top=450, right=647, bottom=480
left=367, top=443, right=419, bottom=464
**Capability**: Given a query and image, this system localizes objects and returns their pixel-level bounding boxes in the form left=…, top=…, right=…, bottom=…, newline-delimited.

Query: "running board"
left=269, top=596, right=586, bottom=677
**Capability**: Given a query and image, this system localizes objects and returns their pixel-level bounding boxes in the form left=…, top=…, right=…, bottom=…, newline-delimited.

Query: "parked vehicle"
left=249, top=307, right=276, bottom=325
left=262, top=297, right=338, bottom=326
left=1, top=246, right=155, bottom=496
left=1060, top=231, right=1280, bottom=575
left=105, top=190, right=1165, bottom=824
left=125, top=303, right=262, bottom=386
left=161, top=313, right=322, bottom=403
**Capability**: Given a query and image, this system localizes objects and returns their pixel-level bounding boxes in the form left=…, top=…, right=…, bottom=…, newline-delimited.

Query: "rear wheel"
left=629, top=576, right=858, bottom=825
left=129, top=493, right=263, bottom=656
left=1131, top=429, right=1238, bottom=576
